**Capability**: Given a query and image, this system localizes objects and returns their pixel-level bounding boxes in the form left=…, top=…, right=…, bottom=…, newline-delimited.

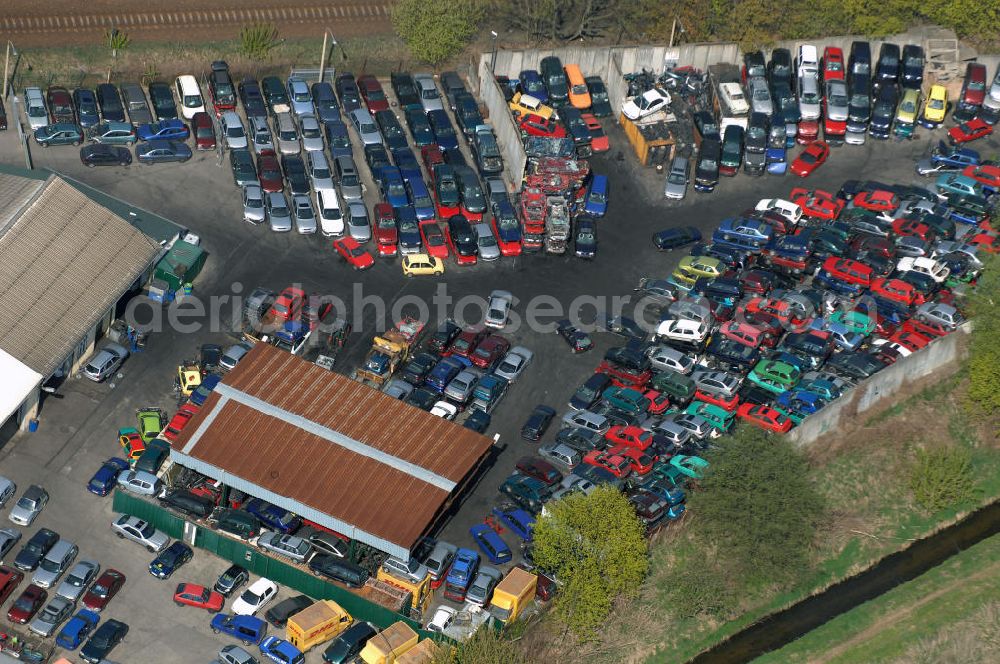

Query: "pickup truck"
left=471, top=374, right=509, bottom=413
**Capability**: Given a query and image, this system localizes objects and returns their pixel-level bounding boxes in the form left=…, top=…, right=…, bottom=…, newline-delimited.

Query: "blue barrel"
left=27, top=418, right=39, bottom=432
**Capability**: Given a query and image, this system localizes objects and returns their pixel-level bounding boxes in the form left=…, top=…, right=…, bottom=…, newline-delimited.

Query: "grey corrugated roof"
left=0, top=171, right=45, bottom=234
left=0, top=175, right=161, bottom=376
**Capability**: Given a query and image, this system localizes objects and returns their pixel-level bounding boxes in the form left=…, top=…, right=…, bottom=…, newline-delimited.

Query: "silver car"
left=647, top=417, right=691, bottom=448
left=349, top=108, right=382, bottom=146
left=9, top=485, right=49, bottom=526
left=473, top=222, right=501, bottom=261
left=274, top=112, right=300, bottom=155
left=647, top=345, right=696, bottom=374
left=669, top=412, right=714, bottom=440
left=220, top=110, right=248, bottom=149
left=465, top=566, right=502, bottom=607
left=798, top=73, right=821, bottom=120
left=266, top=192, right=292, bottom=232
left=444, top=368, right=482, bottom=404
left=287, top=77, right=313, bottom=116
left=384, top=378, right=414, bottom=401
left=0, top=476, right=16, bottom=508
left=551, top=475, right=597, bottom=501
left=825, top=80, right=849, bottom=121
left=111, top=514, right=170, bottom=552
left=346, top=201, right=371, bottom=242
left=306, top=151, right=334, bottom=191
left=494, top=346, right=533, bottom=382
left=334, top=155, right=364, bottom=201
left=25, top=87, right=48, bottom=130
left=299, top=114, right=324, bottom=152
left=381, top=555, right=428, bottom=584
left=242, top=185, right=265, bottom=224
left=916, top=302, right=964, bottom=330
left=82, top=343, right=129, bottom=382
left=28, top=596, right=74, bottom=637
left=748, top=76, right=773, bottom=115
left=539, top=442, right=581, bottom=468
left=248, top=115, right=274, bottom=154
left=116, top=469, right=162, bottom=496
left=0, top=527, right=21, bottom=560
left=214, top=645, right=259, bottom=664
left=414, top=73, right=444, bottom=112
left=292, top=195, right=317, bottom=235
left=56, top=559, right=100, bottom=602
left=256, top=531, right=313, bottom=563
left=485, top=290, right=513, bottom=329
left=663, top=156, right=689, bottom=200
left=561, top=410, right=610, bottom=435
left=221, top=343, right=252, bottom=371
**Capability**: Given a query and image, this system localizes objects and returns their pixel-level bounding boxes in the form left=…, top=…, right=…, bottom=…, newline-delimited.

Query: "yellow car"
left=508, top=91, right=554, bottom=120
left=671, top=255, right=723, bottom=286
left=402, top=253, right=444, bottom=277
left=895, top=88, right=920, bottom=125
left=922, top=85, right=948, bottom=125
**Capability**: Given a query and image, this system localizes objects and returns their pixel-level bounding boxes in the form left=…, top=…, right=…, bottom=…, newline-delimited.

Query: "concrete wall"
left=476, top=56, right=528, bottom=186
left=788, top=323, right=971, bottom=447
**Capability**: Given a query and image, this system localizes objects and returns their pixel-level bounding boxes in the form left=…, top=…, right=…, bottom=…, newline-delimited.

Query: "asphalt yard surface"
left=0, top=85, right=993, bottom=661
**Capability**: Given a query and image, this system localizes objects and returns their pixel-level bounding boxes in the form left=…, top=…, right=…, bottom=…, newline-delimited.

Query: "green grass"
left=753, top=533, right=1000, bottom=663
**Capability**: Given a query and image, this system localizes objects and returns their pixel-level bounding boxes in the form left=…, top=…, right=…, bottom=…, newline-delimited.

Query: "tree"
left=909, top=444, right=976, bottom=512
left=238, top=23, right=280, bottom=64
left=431, top=626, right=528, bottom=664
left=105, top=28, right=130, bottom=82
left=393, top=0, right=484, bottom=67
left=690, top=426, right=825, bottom=582
left=967, top=255, right=1000, bottom=412
left=532, top=485, right=648, bottom=638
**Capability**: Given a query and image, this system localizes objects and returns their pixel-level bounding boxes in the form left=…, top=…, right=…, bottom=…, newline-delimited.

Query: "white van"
left=174, top=75, right=205, bottom=119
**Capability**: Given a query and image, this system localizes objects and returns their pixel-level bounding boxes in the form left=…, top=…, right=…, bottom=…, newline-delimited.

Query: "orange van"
left=565, top=64, right=591, bottom=109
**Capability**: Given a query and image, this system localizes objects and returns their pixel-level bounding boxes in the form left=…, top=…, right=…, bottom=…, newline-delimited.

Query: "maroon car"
left=357, top=75, right=389, bottom=113
left=0, top=566, right=24, bottom=606
left=515, top=456, right=563, bottom=486
left=82, top=569, right=126, bottom=612
left=192, top=112, right=216, bottom=150
left=445, top=327, right=487, bottom=362
left=7, top=584, right=46, bottom=624
left=470, top=334, right=510, bottom=370
left=47, top=86, right=76, bottom=124
left=257, top=150, right=284, bottom=193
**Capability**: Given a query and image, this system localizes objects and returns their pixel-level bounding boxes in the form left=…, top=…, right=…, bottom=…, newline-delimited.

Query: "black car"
left=901, top=44, right=924, bottom=90
left=604, top=346, right=650, bottom=372
left=214, top=564, right=250, bottom=597
left=427, top=319, right=461, bottom=354
left=585, top=76, right=612, bottom=117
left=13, top=527, right=58, bottom=572
left=323, top=621, right=379, bottom=664
left=454, top=92, right=484, bottom=136
left=772, top=81, right=800, bottom=125
left=375, top=109, right=408, bottom=151
left=401, top=351, right=439, bottom=386
left=869, top=84, right=898, bottom=139
left=652, top=225, right=702, bottom=250
left=80, top=619, right=128, bottom=663
left=556, top=319, right=593, bottom=353
left=559, top=107, right=592, bottom=157
left=311, top=82, right=340, bottom=124
left=720, top=124, right=744, bottom=176
left=463, top=409, right=492, bottom=434
left=159, top=488, right=213, bottom=519
left=440, top=71, right=467, bottom=110
left=693, top=276, right=743, bottom=303
left=694, top=138, right=721, bottom=192
left=746, top=112, right=768, bottom=153
left=147, top=82, right=177, bottom=120
left=574, top=216, right=597, bottom=258
left=570, top=372, right=612, bottom=410
left=149, top=541, right=193, bottom=579
left=390, top=73, right=422, bottom=111
left=692, top=110, right=721, bottom=142
left=847, top=75, right=872, bottom=131
left=744, top=50, right=767, bottom=80
left=96, top=83, right=126, bottom=122
left=199, top=343, right=223, bottom=373
left=0, top=95, right=7, bottom=130
left=309, top=554, right=369, bottom=588
left=691, top=242, right=750, bottom=271
left=238, top=77, right=268, bottom=119
left=601, top=314, right=646, bottom=342
left=80, top=144, right=132, bottom=167
left=364, top=144, right=392, bottom=176
left=737, top=382, right=775, bottom=406
left=874, top=42, right=900, bottom=89
left=768, top=48, right=794, bottom=89
left=265, top=594, right=314, bottom=628
left=208, top=61, right=236, bottom=110
left=260, top=76, right=289, bottom=112
left=405, top=387, right=439, bottom=411
left=335, top=72, right=362, bottom=114
left=521, top=404, right=556, bottom=441
left=446, top=215, right=478, bottom=259
left=280, top=155, right=310, bottom=196
left=827, top=351, right=886, bottom=380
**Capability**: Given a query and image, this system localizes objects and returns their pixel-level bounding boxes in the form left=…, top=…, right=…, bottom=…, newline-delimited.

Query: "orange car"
left=565, top=64, right=591, bottom=109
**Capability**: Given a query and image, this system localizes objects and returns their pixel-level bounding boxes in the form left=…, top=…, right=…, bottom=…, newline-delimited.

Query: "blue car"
left=777, top=389, right=827, bottom=414
left=715, top=217, right=773, bottom=245
left=426, top=357, right=465, bottom=392
left=395, top=205, right=422, bottom=253
left=210, top=613, right=268, bottom=646
left=378, top=166, right=409, bottom=208
left=245, top=498, right=302, bottom=533
left=259, top=635, right=304, bottom=664
left=149, top=541, right=193, bottom=579
left=493, top=198, right=522, bottom=246
left=87, top=457, right=130, bottom=496
left=469, top=523, right=513, bottom=564
left=798, top=377, right=844, bottom=401
left=56, top=609, right=100, bottom=650
left=136, top=139, right=192, bottom=163
left=324, top=119, right=353, bottom=158
left=427, top=109, right=459, bottom=151
left=583, top=174, right=608, bottom=217
left=518, top=69, right=548, bottom=103
left=406, top=176, right=436, bottom=221
left=931, top=141, right=979, bottom=169
left=73, top=88, right=101, bottom=128
left=189, top=373, right=222, bottom=407
left=137, top=119, right=190, bottom=142
left=492, top=507, right=535, bottom=541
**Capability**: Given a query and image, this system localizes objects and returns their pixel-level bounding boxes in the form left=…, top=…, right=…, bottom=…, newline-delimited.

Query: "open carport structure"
left=169, top=342, right=495, bottom=559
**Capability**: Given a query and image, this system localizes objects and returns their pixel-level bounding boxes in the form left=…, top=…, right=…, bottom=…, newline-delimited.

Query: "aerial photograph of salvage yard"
left=0, top=1, right=999, bottom=662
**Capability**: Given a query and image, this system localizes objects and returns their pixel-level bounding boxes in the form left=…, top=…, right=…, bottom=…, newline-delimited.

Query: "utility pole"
left=490, top=31, right=499, bottom=73
left=319, top=29, right=335, bottom=83
left=3, top=41, right=18, bottom=100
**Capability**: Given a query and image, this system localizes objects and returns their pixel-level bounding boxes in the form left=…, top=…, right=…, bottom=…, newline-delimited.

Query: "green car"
left=601, top=386, right=648, bottom=414
left=829, top=311, right=875, bottom=337
left=683, top=402, right=734, bottom=434
left=748, top=359, right=801, bottom=394
left=33, top=122, right=83, bottom=146
left=650, top=370, right=695, bottom=405
left=87, top=121, right=137, bottom=145
left=136, top=407, right=166, bottom=442
left=772, top=404, right=806, bottom=425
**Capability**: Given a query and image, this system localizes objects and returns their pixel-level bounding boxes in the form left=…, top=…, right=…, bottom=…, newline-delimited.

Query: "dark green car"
left=34, top=122, right=83, bottom=146
left=87, top=121, right=138, bottom=145
left=230, top=148, right=258, bottom=187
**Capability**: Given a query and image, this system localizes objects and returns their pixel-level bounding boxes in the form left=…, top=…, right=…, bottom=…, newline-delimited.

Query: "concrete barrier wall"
left=476, top=56, right=529, bottom=185
left=788, top=323, right=971, bottom=447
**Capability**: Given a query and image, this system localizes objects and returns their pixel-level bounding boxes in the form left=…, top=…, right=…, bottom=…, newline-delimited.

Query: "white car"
left=111, top=514, right=170, bottom=552
left=622, top=88, right=671, bottom=120
left=425, top=606, right=456, bottom=633
left=656, top=319, right=709, bottom=346
left=897, top=256, right=949, bottom=283
left=484, top=290, right=513, bottom=329
left=414, top=73, right=444, bottom=113
left=430, top=401, right=458, bottom=420
left=797, top=44, right=819, bottom=79
left=231, top=578, right=278, bottom=615
left=871, top=338, right=913, bottom=358
left=292, top=195, right=317, bottom=235
left=316, top=188, right=344, bottom=237
left=494, top=346, right=533, bottom=382
left=220, top=111, right=247, bottom=149
left=242, top=185, right=265, bottom=224
left=755, top=198, right=802, bottom=225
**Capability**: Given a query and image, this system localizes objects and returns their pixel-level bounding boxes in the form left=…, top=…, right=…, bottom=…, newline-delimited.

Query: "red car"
left=173, top=583, right=225, bottom=612
left=796, top=119, right=819, bottom=144
left=8, top=584, right=46, bottom=624
left=902, top=317, right=950, bottom=338
left=892, top=218, right=934, bottom=242
left=869, top=277, right=923, bottom=307
left=0, top=566, right=24, bottom=606
left=968, top=231, right=1000, bottom=253
left=333, top=237, right=374, bottom=270
left=853, top=189, right=899, bottom=214
left=519, top=113, right=566, bottom=138
left=192, top=112, right=216, bottom=150
left=694, top=390, right=739, bottom=412
left=962, top=164, right=1000, bottom=190
left=737, top=403, right=793, bottom=433
left=789, top=140, right=829, bottom=177
left=357, top=74, right=389, bottom=113
left=47, top=86, right=75, bottom=123
left=605, top=425, right=654, bottom=452
left=740, top=269, right=776, bottom=295
left=514, top=456, right=563, bottom=486
left=609, top=445, right=658, bottom=476
left=890, top=329, right=931, bottom=353
left=269, top=286, right=307, bottom=322
left=643, top=390, right=672, bottom=415
left=851, top=235, right=895, bottom=259
left=582, top=450, right=632, bottom=479
left=373, top=202, right=398, bottom=257
left=949, top=117, right=993, bottom=144
left=445, top=327, right=488, bottom=361
left=418, top=220, right=449, bottom=259
left=581, top=113, right=609, bottom=152
left=743, top=296, right=810, bottom=328
left=470, top=334, right=510, bottom=370
left=789, top=188, right=844, bottom=220
left=163, top=403, right=200, bottom=442
left=82, top=569, right=126, bottom=612
left=421, top=144, right=444, bottom=171
left=490, top=213, right=522, bottom=257
left=257, top=150, right=283, bottom=193
left=821, top=46, right=845, bottom=81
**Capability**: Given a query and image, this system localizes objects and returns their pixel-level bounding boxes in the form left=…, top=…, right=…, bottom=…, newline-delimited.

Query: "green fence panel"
left=112, top=490, right=184, bottom=538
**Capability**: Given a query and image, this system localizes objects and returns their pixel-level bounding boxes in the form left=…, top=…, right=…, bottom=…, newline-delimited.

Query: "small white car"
left=231, top=578, right=278, bottom=616
left=425, top=606, right=456, bottom=633
left=430, top=401, right=458, bottom=420
left=484, top=290, right=514, bottom=329
left=897, top=256, right=949, bottom=283
left=220, top=111, right=247, bottom=149
left=622, top=88, right=671, bottom=120
left=316, top=188, right=344, bottom=237
left=242, top=185, right=265, bottom=224
left=755, top=198, right=803, bottom=225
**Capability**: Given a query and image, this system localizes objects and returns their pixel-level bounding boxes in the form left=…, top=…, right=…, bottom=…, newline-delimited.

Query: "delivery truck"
left=489, top=567, right=538, bottom=624
left=285, top=600, right=353, bottom=653
left=360, top=621, right=419, bottom=664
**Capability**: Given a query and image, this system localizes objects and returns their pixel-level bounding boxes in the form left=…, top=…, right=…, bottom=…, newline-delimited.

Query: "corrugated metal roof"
left=0, top=171, right=45, bottom=234
left=0, top=175, right=161, bottom=376
left=171, top=343, right=494, bottom=556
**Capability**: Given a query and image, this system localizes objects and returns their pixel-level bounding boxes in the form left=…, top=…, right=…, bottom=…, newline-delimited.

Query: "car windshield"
left=589, top=191, right=606, bottom=203
left=850, top=93, right=870, bottom=107
left=226, top=125, right=244, bottom=138
left=92, top=582, right=109, bottom=596
left=14, top=596, right=34, bottom=611
left=16, top=497, right=36, bottom=509
left=361, top=121, right=377, bottom=134
left=969, top=80, right=985, bottom=91
left=699, top=157, right=717, bottom=170
left=183, top=94, right=202, bottom=108
left=378, top=215, right=396, bottom=229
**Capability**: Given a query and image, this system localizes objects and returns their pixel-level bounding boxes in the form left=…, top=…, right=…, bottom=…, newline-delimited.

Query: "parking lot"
left=0, top=63, right=995, bottom=662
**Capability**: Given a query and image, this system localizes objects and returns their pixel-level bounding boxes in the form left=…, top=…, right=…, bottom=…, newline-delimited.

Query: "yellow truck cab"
left=360, top=621, right=419, bottom=664
left=286, top=599, right=352, bottom=653
left=489, top=567, right=538, bottom=623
